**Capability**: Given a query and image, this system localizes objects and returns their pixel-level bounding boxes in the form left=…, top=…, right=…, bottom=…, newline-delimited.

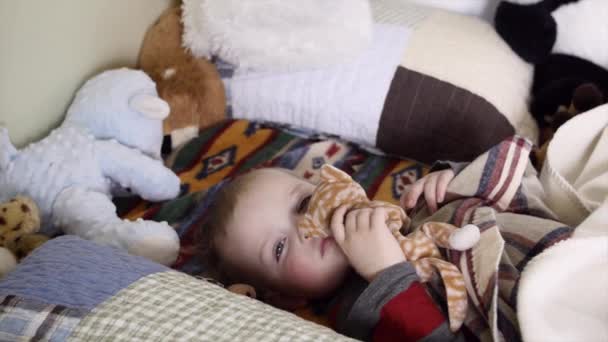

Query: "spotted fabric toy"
left=298, top=165, right=480, bottom=331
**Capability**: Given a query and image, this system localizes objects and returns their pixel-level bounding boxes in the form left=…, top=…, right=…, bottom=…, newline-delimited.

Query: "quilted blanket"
left=0, top=236, right=353, bottom=341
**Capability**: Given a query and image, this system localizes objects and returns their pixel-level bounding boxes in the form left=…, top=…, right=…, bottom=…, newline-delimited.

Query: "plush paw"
left=449, top=224, right=480, bottom=251
left=124, top=219, right=180, bottom=266
left=0, top=247, right=17, bottom=278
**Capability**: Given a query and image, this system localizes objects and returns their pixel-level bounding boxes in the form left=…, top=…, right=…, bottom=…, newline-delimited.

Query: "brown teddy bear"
left=533, top=83, right=606, bottom=169
left=139, top=6, right=226, bottom=153
left=0, top=196, right=49, bottom=277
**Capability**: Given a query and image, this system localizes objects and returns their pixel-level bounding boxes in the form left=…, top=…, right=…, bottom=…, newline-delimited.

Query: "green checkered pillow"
left=70, top=271, right=354, bottom=341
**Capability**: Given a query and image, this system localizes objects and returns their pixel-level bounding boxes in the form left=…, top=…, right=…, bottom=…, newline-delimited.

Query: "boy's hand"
left=400, top=169, right=454, bottom=213
left=331, top=206, right=405, bottom=282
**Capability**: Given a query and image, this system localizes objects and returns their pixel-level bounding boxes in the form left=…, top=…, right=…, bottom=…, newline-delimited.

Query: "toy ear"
left=297, top=215, right=317, bottom=239
left=494, top=1, right=556, bottom=64
left=320, top=164, right=352, bottom=183
left=572, top=83, right=604, bottom=113
left=129, top=93, right=170, bottom=120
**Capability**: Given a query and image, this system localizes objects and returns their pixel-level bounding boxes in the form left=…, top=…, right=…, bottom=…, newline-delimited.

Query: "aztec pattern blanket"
left=0, top=120, right=572, bottom=341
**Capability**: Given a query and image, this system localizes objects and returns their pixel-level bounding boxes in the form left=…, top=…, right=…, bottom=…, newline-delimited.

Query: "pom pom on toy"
left=449, top=224, right=481, bottom=251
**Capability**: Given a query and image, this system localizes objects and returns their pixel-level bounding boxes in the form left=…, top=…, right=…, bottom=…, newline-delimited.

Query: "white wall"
left=0, top=0, right=174, bottom=147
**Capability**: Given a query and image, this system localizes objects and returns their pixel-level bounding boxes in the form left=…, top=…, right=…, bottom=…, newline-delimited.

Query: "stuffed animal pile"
left=297, top=165, right=480, bottom=331
left=0, top=68, right=181, bottom=266
left=495, top=0, right=608, bottom=132
left=0, top=196, right=48, bottom=277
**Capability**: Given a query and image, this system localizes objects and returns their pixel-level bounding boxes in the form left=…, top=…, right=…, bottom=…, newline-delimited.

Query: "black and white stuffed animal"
left=495, top=0, right=608, bottom=129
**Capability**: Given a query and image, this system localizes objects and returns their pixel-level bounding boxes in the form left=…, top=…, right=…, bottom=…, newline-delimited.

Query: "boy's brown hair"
left=195, top=171, right=257, bottom=285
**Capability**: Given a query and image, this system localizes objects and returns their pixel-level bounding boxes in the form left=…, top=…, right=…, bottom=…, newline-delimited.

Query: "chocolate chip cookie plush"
left=0, top=196, right=48, bottom=277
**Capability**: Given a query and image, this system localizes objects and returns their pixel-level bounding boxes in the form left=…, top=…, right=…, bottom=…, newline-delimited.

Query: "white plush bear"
left=0, top=68, right=181, bottom=265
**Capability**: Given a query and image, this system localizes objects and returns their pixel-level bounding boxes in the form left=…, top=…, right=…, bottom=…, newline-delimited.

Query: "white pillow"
left=182, top=0, right=373, bottom=71
left=221, top=2, right=538, bottom=163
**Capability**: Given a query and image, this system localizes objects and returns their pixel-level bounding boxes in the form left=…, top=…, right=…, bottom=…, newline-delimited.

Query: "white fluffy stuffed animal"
left=0, top=68, right=181, bottom=265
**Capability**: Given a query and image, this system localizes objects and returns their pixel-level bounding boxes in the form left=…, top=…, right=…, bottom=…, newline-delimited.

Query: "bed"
left=1, top=1, right=606, bottom=341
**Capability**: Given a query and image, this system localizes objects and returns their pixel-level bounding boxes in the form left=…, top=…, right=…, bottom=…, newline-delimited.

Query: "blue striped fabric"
left=0, top=236, right=167, bottom=310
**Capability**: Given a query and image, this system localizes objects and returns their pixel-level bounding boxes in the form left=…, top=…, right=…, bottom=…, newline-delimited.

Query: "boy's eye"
left=297, top=195, right=312, bottom=214
left=275, top=237, right=286, bottom=262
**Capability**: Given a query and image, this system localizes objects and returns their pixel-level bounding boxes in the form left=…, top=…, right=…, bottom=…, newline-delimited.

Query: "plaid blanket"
left=410, top=136, right=573, bottom=342
left=0, top=236, right=354, bottom=341
left=115, top=121, right=571, bottom=341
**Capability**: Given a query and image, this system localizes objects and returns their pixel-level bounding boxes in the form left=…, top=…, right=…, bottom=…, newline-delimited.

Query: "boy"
left=198, top=166, right=461, bottom=342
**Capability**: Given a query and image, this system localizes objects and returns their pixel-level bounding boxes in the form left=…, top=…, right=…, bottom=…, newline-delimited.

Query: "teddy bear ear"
left=129, top=93, right=171, bottom=120
left=320, top=164, right=352, bottom=183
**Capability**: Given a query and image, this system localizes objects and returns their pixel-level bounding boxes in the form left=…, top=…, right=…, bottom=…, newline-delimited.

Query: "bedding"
left=218, top=0, right=538, bottom=163
left=0, top=119, right=576, bottom=341
left=517, top=105, right=608, bottom=342
left=0, top=236, right=352, bottom=341
left=115, top=122, right=576, bottom=341
left=540, top=104, right=608, bottom=227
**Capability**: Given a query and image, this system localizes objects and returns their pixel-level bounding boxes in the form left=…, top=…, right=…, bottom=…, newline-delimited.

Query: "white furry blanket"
left=518, top=234, right=608, bottom=342
left=181, top=0, right=373, bottom=71
left=519, top=106, right=608, bottom=342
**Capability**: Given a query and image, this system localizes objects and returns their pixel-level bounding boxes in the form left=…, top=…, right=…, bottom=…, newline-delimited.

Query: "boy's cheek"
left=283, top=255, right=329, bottom=296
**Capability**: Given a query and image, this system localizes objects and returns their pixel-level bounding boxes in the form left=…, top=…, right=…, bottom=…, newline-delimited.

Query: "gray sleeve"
left=338, top=262, right=465, bottom=342
left=339, top=262, right=419, bottom=341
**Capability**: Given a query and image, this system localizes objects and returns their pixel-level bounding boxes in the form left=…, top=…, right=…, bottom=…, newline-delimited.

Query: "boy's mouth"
left=320, top=237, right=334, bottom=257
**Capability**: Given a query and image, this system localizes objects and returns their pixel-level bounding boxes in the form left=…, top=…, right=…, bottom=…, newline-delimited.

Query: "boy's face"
left=217, top=169, right=349, bottom=298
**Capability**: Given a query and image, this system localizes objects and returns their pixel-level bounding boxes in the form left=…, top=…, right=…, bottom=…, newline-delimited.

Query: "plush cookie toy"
left=494, top=0, right=608, bottom=128
left=0, top=68, right=181, bottom=266
left=0, top=196, right=48, bottom=277
left=139, top=6, right=226, bottom=153
left=297, top=165, right=480, bottom=331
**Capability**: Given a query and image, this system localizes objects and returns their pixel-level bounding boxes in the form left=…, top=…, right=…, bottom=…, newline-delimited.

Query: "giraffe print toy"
left=298, top=165, right=480, bottom=331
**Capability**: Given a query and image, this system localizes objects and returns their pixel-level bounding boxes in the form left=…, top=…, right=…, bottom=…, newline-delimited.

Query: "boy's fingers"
left=371, top=208, right=387, bottom=230
left=345, top=209, right=358, bottom=235
left=424, top=175, right=438, bottom=213
left=402, top=178, right=424, bottom=208
left=436, top=170, right=453, bottom=203
left=356, top=208, right=373, bottom=231
left=330, top=205, right=348, bottom=243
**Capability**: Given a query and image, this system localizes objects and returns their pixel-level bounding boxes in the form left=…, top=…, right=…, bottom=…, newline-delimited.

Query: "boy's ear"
left=264, top=291, right=309, bottom=310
